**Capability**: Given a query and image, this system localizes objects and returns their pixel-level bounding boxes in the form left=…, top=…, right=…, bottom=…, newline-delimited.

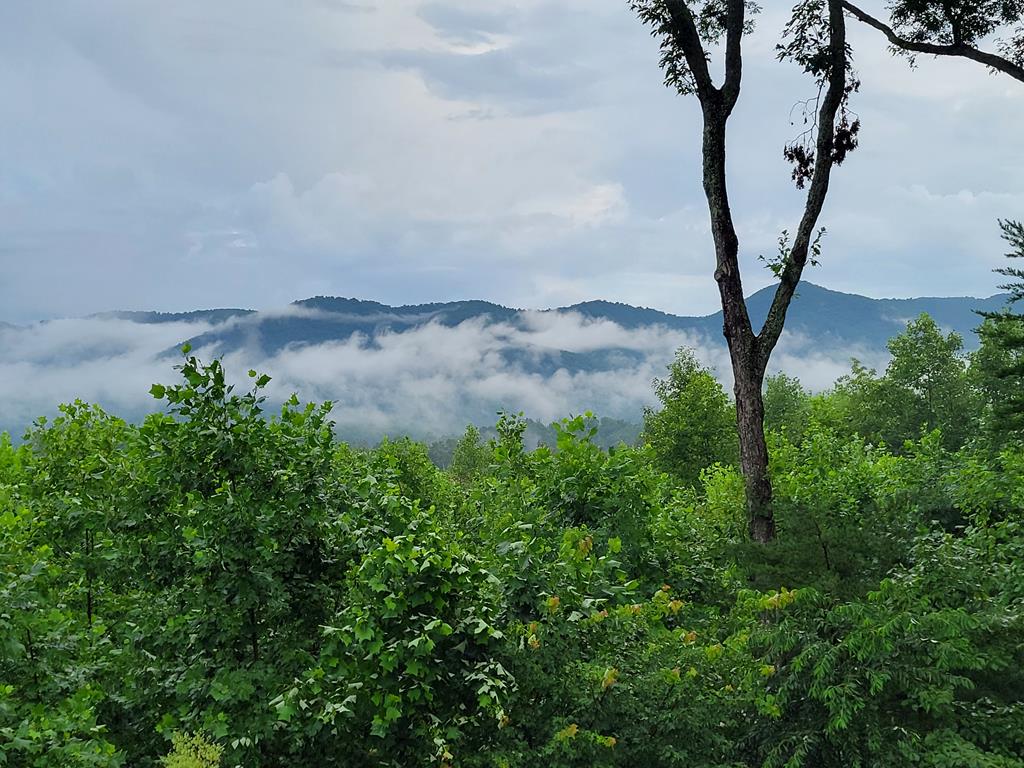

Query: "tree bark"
left=734, top=351, right=774, bottom=542
left=700, top=101, right=774, bottom=541
left=654, top=0, right=849, bottom=543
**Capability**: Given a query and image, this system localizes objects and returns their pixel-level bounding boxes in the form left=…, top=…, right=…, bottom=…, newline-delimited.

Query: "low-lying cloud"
left=0, top=310, right=883, bottom=442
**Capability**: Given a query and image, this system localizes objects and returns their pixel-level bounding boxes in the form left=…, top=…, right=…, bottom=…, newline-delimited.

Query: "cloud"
left=0, top=309, right=884, bottom=442
left=1, top=0, right=1021, bottom=327
left=0, top=317, right=217, bottom=435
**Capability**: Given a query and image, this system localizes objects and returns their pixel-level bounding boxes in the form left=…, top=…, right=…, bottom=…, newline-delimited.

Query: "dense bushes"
left=2, top=315, right=1024, bottom=767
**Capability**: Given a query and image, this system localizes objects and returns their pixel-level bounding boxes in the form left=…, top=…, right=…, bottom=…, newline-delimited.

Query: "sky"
left=1, top=0, right=1023, bottom=325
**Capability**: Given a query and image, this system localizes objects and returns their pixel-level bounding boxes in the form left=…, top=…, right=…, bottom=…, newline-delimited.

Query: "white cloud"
left=0, top=0, right=1021, bottom=326
left=0, top=318, right=215, bottom=434
left=0, top=310, right=881, bottom=441
left=514, top=183, right=629, bottom=229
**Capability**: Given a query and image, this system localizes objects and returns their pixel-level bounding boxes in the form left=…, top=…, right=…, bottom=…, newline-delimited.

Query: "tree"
left=834, top=6, right=1024, bottom=437
left=763, top=372, right=812, bottom=442
left=975, top=220, right=1024, bottom=441
left=631, top=0, right=859, bottom=541
left=449, top=425, right=491, bottom=482
left=824, top=314, right=979, bottom=450
left=141, top=354, right=344, bottom=762
left=642, top=348, right=738, bottom=485
left=882, top=314, right=979, bottom=450
left=842, top=0, right=1024, bottom=82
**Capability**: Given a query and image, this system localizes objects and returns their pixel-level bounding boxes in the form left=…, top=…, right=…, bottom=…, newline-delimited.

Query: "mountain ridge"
left=157, top=282, right=1010, bottom=356
left=3, top=283, right=1010, bottom=362
left=0, top=282, right=1014, bottom=443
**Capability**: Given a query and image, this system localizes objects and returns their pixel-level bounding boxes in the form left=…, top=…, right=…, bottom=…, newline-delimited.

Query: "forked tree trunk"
left=656, top=0, right=849, bottom=543
left=701, top=96, right=775, bottom=542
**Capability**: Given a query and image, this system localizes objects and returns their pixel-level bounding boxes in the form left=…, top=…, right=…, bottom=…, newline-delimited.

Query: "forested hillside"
left=3, top=308, right=1024, bottom=767
left=98, top=283, right=1010, bottom=355
left=0, top=284, right=1009, bottom=443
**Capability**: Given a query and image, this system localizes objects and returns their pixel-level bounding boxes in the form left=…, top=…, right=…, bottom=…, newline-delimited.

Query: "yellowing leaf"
left=601, top=667, right=619, bottom=690
left=555, top=723, right=579, bottom=741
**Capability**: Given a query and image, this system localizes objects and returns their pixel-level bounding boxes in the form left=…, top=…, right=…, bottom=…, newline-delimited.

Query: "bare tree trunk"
left=699, top=89, right=774, bottom=540
left=648, top=0, right=850, bottom=543
left=734, top=362, right=773, bottom=541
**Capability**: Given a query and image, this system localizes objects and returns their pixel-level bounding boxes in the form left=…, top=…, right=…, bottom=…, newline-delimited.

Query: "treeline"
left=427, top=417, right=642, bottom=469
left=643, top=312, right=1021, bottom=482
left=2, top=310, right=1024, bottom=767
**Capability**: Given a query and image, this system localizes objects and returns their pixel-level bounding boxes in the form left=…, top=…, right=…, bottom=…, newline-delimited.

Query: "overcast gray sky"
left=2, top=0, right=1022, bottom=324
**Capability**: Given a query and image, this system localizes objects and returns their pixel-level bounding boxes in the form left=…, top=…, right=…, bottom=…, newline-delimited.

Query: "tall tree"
left=642, top=347, right=738, bottom=486
left=878, top=314, right=979, bottom=451
left=631, top=0, right=859, bottom=541
left=976, top=220, right=1024, bottom=440
left=820, top=315, right=980, bottom=451
left=842, top=0, right=1024, bottom=82
left=763, top=372, right=812, bottom=442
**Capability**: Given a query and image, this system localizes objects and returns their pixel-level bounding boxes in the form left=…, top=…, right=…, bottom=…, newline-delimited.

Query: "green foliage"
left=763, top=372, right=811, bottom=441
left=161, top=732, right=223, bottom=768
left=449, top=425, right=491, bottom=482
left=751, top=520, right=1024, bottom=767
left=279, top=521, right=509, bottom=766
left=3, top=329, right=1024, bottom=767
left=369, top=435, right=460, bottom=515
left=975, top=220, right=1024, bottom=443
left=642, top=347, right=738, bottom=485
left=742, top=425, right=926, bottom=597
left=884, top=315, right=978, bottom=448
left=1, top=416, right=124, bottom=767
left=974, top=316, right=1024, bottom=443
left=822, top=314, right=980, bottom=451
left=126, top=355, right=346, bottom=763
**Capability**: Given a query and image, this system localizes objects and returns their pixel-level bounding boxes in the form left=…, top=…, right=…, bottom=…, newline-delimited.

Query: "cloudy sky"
left=1, top=0, right=1022, bottom=325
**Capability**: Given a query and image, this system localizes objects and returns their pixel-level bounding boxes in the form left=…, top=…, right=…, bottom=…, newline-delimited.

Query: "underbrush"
left=2, top=354, right=1022, bottom=767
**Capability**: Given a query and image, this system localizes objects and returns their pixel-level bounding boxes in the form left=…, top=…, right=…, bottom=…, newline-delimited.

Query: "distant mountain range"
left=90, top=282, right=1008, bottom=358
left=0, top=283, right=1011, bottom=444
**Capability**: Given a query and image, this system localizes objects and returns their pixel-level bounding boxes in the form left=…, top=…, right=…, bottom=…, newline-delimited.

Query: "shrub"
left=161, top=732, right=223, bottom=768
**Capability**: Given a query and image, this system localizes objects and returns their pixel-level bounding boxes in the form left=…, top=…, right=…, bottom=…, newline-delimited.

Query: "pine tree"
left=977, top=220, right=1024, bottom=438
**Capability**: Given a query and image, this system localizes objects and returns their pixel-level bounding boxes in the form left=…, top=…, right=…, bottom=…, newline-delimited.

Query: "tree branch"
left=758, top=0, right=848, bottom=363
left=722, top=0, right=746, bottom=112
left=659, top=2, right=754, bottom=355
left=662, top=0, right=719, bottom=101
left=843, top=0, right=1024, bottom=83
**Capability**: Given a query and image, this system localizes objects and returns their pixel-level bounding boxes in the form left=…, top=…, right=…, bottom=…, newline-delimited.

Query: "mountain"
left=157, top=283, right=1008, bottom=358
left=92, top=308, right=255, bottom=325
left=561, top=284, right=1009, bottom=348
left=0, top=283, right=1011, bottom=444
left=171, top=298, right=521, bottom=357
